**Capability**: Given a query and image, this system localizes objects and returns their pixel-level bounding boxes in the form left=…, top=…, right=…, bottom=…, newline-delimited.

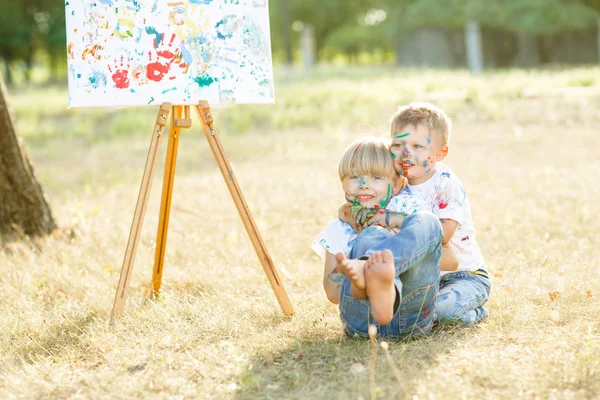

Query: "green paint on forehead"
left=394, top=132, right=410, bottom=139
left=379, top=184, right=392, bottom=207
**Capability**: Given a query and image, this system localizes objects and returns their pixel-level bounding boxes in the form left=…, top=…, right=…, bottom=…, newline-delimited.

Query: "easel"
left=110, top=101, right=294, bottom=325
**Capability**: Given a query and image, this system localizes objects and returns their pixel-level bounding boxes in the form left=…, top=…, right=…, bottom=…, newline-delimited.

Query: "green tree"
left=270, top=0, right=378, bottom=61
left=0, top=2, right=31, bottom=84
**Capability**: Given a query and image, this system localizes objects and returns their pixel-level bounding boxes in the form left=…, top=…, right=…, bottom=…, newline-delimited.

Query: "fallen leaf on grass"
left=549, top=291, right=560, bottom=301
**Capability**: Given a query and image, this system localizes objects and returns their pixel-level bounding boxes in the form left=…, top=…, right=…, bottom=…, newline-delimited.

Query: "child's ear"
left=436, top=145, right=449, bottom=161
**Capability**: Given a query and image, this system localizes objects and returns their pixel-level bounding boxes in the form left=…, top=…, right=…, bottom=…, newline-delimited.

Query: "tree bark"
left=515, top=33, right=540, bottom=68
left=0, top=71, right=56, bottom=238
left=465, top=21, right=483, bottom=74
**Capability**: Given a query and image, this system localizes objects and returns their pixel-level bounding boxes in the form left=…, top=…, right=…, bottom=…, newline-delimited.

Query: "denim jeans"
left=339, top=212, right=442, bottom=339
left=436, top=270, right=492, bottom=325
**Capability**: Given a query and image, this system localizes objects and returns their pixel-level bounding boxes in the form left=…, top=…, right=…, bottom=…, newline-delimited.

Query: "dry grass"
left=2, top=67, right=600, bottom=399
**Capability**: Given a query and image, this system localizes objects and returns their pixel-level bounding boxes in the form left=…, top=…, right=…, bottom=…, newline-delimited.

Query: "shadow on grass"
left=11, top=311, right=98, bottom=366
left=235, top=323, right=473, bottom=400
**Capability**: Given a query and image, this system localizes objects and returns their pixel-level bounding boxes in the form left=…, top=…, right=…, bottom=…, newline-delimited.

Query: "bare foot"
left=365, top=250, right=396, bottom=325
left=335, top=253, right=367, bottom=299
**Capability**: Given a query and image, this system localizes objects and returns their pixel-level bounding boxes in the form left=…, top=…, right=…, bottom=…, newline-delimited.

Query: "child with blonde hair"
left=313, top=136, right=443, bottom=337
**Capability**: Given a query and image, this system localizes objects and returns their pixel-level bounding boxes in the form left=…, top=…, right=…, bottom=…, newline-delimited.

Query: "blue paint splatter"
left=99, top=0, right=113, bottom=5
left=422, top=160, right=428, bottom=168
left=145, top=26, right=163, bottom=47
left=88, top=71, right=106, bottom=89
left=162, top=87, right=177, bottom=94
left=216, top=17, right=236, bottom=40
left=194, top=74, right=217, bottom=87
left=189, top=0, right=213, bottom=4
left=441, top=172, right=450, bottom=178
left=125, top=0, right=141, bottom=12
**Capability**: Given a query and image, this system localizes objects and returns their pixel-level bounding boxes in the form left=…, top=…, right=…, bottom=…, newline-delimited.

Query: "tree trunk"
left=597, top=17, right=600, bottom=64
left=465, top=21, right=483, bottom=73
left=515, top=33, right=540, bottom=68
left=0, top=71, right=56, bottom=238
left=301, top=24, right=315, bottom=69
left=281, top=0, right=293, bottom=65
left=3, top=58, right=13, bottom=86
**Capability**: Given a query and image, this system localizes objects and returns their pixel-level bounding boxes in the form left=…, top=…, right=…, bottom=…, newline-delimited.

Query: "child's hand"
left=364, top=209, right=388, bottom=229
left=338, top=202, right=369, bottom=232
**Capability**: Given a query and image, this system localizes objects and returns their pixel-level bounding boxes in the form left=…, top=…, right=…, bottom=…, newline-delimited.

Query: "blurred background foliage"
left=1, top=0, right=600, bottom=86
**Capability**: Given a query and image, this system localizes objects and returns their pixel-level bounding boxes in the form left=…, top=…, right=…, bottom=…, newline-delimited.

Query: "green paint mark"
left=395, top=132, right=410, bottom=139
left=161, top=87, right=177, bottom=94
left=194, top=73, right=218, bottom=87
left=148, top=97, right=155, bottom=105
left=379, top=184, right=392, bottom=207
left=391, top=152, right=398, bottom=159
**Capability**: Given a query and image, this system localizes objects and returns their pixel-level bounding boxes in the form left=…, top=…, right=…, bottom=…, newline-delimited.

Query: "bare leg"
left=365, top=250, right=396, bottom=325
left=335, top=253, right=367, bottom=299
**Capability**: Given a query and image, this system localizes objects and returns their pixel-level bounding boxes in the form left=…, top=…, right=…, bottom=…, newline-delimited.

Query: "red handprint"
left=108, top=56, right=131, bottom=89
left=146, top=33, right=182, bottom=82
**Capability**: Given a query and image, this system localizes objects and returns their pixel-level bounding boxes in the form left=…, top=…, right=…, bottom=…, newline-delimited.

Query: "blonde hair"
left=338, top=136, right=406, bottom=188
left=390, top=102, right=452, bottom=146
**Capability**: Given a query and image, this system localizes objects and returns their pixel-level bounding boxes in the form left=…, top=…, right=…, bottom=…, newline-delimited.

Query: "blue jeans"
left=436, top=270, right=492, bottom=325
left=339, top=212, right=442, bottom=339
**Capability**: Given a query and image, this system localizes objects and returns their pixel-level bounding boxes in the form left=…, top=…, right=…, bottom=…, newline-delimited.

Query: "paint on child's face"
left=342, top=174, right=395, bottom=208
left=391, top=124, right=444, bottom=185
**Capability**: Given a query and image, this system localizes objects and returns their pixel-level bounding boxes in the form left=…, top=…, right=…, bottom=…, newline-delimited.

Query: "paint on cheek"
left=422, top=160, right=428, bottom=168
left=427, top=133, right=432, bottom=144
left=425, top=168, right=432, bottom=174
left=391, top=152, right=398, bottom=160
left=379, top=184, right=392, bottom=207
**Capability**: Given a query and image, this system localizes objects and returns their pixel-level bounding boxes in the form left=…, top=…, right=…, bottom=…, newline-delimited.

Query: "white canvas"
left=65, top=0, right=274, bottom=108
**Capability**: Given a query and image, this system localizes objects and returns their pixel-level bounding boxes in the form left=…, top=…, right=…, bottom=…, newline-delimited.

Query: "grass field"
left=1, top=66, right=600, bottom=399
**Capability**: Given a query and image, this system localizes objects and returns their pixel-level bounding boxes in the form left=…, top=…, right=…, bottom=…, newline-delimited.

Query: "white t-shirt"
left=386, top=162, right=485, bottom=272
left=312, top=163, right=485, bottom=273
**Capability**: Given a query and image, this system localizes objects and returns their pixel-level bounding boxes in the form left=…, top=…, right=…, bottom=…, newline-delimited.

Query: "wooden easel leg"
left=194, top=101, right=294, bottom=316
left=151, top=105, right=186, bottom=295
left=110, top=103, right=171, bottom=325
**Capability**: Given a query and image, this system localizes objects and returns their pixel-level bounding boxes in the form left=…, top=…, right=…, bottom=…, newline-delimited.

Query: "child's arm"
left=323, top=252, right=344, bottom=304
left=338, top=202, right=406, bottom=231
left=440, top=218, right=459, bottom=244
left=440, top=244, right=459, bottom=271
left=439, top=219, right=459, bottom=271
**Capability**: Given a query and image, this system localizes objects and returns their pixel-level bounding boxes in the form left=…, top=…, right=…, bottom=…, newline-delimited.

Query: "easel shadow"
left=234, top=324, right=475, bottom=399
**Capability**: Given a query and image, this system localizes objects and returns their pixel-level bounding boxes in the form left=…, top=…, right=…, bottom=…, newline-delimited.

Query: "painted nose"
left=402, top=148, right=410, bottom=157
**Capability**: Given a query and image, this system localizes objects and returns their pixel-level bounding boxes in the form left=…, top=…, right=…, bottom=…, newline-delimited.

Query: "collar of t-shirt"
left=406, top=169, right=438, bottom=194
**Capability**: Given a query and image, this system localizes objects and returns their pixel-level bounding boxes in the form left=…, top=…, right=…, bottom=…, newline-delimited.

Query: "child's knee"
left=435, top=288, right=461, bottom=319
left=404, top=212, right=442, bottom=241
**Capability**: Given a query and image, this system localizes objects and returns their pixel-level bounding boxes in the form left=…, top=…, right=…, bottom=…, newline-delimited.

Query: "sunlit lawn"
left=1, top=66, right=600, bottom=399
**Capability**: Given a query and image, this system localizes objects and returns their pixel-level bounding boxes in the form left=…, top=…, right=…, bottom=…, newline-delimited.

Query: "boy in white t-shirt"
left=338, top=102, right=491, bottom=325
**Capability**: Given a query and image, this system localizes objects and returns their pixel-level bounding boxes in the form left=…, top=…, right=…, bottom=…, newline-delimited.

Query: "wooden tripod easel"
left=110, top=101, right=294, bottom=324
